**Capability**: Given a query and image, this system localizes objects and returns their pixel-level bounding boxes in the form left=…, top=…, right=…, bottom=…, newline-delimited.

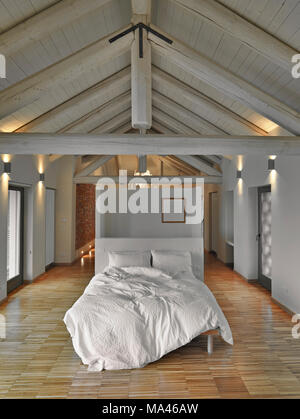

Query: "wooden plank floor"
left=0, top=252, right=300, bottom=399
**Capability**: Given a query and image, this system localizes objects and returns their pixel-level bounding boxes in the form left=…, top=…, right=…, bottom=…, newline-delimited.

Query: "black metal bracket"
left=109, top=23, right=173, bottom=59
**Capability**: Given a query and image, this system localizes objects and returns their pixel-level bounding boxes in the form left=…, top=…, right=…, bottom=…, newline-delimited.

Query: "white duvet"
left=64, top=266, right=233, bottom=371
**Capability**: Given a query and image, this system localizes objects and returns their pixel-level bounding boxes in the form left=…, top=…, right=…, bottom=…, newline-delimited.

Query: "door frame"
left=45, top=187, right=56, bottom=271
left=257, top=185, right=272, bottom=291
left=7, top=185, right=25, bottom=294
left=209, top=191, right=218, bottom=254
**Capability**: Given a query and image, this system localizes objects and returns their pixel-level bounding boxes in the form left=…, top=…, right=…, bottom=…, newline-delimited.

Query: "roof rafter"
left=59, top=92, right=131, bottom=134
left=159, top=156, right=201, bottom=176
left=176, top=155, right=221, bottom=176
left=152, top=67, right=267, bottom=136
left=89, top=109, right=131, bottom=134
left=0, top=25, right=133, bottom=120
left=153, top=90, right=225, bottom=135
left=113, top=122, right=133, bottom=134
left=152, top=107, right=198, bottom=135
left=15, top=67, right=131, bottom=133
left=173, top=0, right=298, bottom=72
left=152, top=120, right=177, bottom=135
left=0, top=0, right=113, bottom=56
left=152, top=116, right=222, bottom=167
left=149, top=24, right=300, bottom=134
left=75, top=156, right=114, bottom=178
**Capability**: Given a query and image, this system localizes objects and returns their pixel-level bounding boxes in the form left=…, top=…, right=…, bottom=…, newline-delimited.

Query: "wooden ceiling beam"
left=173, top=0, right=297, bottom=72
left=152, top=117, right=222, bottom=168
left=160, top=156, right=201, bottom=176
left=73, top=175, right=223, bottom=185
left=149, top=25, right=300, bottom=135
left=0, top=0, right=113, bottom=57
left=153, top=90, right=225, bottom=135
left=152, top=108, right=199, bottom=135
left=202, top=155, right=222, bottom=165
left=152, top=120, right=177, bottom=135
left=2, top=133, right=300, bottom=155
left=152, top=67, right=267, bottom=136
left=113, top=122, right=133, bottom=134
left=75, top=156, right=114, bottom=178
left=0, top=25, right=133, bottom=120
left=89, top=109, right=131, bottom=134
left=152, top=117, right=222, bottom=165
left=176, top=155, right=221, bottom=177
left=59, top=92, right=131, bottom=134
left=16, top=67, right=131, bottom=133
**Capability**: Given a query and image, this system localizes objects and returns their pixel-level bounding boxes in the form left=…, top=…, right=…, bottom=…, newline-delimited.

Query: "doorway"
left=209, top=192, right=219, bottom=255
left=45, top=188, right=55, bottom=270
left=257, top=185, right=272, bottom=291
left=7, top=186, right=24, bottom=293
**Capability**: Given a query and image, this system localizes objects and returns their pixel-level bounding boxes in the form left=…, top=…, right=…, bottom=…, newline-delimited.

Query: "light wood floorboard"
left=0, top=252, right=299, bottom=399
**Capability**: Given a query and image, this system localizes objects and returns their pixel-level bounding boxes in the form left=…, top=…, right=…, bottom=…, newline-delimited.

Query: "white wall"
left=0, top=172, right=8, bottom=302
left=0, top=155, right=76, bottom=303
left=96, top=186, right=203, bottom=239
left=220, top=155, right=300, bottom=314
left=55, top=156, right=76, bottom=264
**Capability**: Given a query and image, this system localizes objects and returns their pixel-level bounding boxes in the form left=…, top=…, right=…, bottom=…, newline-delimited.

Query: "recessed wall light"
left=3, top=162, right=11, bottom=174
left=268, top=159, right=275, bottom=171
left=236, top=170, right=242, bottom=179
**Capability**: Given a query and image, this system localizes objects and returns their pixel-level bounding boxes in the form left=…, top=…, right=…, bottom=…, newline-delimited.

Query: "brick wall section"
left=76, top=184, right=96, bottom=250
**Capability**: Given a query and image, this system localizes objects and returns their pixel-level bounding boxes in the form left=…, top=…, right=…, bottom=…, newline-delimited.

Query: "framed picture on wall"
left=162, top=198, right=186, bottom=223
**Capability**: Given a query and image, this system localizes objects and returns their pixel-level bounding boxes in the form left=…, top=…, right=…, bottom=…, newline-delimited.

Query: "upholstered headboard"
left=95, top=237, right=204, bottom=281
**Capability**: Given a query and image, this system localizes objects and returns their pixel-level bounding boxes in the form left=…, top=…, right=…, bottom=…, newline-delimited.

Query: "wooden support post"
left=131, top=27, right=152, bottom=129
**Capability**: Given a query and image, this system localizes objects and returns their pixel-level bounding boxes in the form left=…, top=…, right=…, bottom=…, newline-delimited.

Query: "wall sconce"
left=39, top=173, right=45, bottom=182
left=268, top=158, right=275, bottom=171
left=3, top=162, right=11, bottom=174
left=236, top=170, right=242, bottom=179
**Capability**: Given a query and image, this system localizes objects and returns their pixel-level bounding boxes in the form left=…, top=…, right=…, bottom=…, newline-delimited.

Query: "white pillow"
left=151, top=250, right=192, bottom=275
left=108, top=251, right=151, bottom=268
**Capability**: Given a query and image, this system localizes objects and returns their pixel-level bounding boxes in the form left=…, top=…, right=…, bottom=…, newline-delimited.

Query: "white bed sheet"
left=64, top=266, right=233, bottom=371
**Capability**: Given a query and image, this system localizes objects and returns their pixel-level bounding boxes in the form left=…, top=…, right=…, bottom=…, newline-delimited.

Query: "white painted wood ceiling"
left=0, top=0, right=299, bottom=141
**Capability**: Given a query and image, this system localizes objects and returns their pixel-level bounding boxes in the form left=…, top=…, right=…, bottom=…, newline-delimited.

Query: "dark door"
left=7, top=186, right=24, bottom=293
left=257, top=185, right=272, bottom=291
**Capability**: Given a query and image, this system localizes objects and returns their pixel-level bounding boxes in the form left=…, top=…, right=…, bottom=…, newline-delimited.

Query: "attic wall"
left=220, top=155, right=300, bottom=314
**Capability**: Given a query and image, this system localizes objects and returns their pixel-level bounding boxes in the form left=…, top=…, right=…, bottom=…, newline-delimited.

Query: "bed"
left=64, top=239, right=233, bottom=372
